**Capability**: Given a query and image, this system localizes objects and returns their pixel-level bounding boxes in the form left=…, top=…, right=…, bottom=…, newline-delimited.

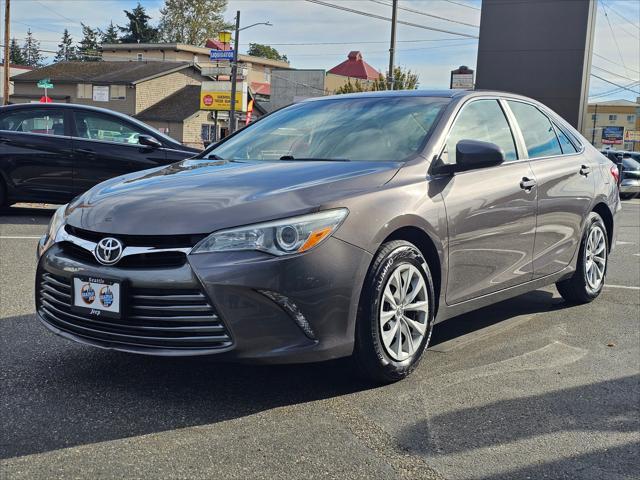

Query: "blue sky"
left=5, top=0, right=640, bottom=101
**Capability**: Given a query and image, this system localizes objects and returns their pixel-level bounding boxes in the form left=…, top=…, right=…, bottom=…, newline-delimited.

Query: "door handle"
left=520, top=177, right=537, bottom=191
left=579, top=164, right=591, bottom=176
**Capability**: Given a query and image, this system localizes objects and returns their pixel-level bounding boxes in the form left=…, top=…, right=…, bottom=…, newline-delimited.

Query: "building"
left=10, top=61, right=203, bottom=117
left=268, top=52, right=381, bottom=111
left=582, top=98, right=640, bottom=151
left=0, top=63, right=33, bottom=103
left=135, top=84, right=266, bottom=148
left=101, top=42, right=289, bottom=99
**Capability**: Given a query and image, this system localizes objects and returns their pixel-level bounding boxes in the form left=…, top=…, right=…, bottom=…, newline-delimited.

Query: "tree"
left=159, top=0, right=230, bottom=45
left=119, top=3, right=159, bottom=43
left=78, top=24, right=100, bottom=61
left=371, top=66, right=419, bottom=91
left=100, top=21, right=119, bottom=44
left=21, top=29, right=43, bottom=67
left=9, top=38, right=26, bottom=65
left=54, top=29, right=76, bottom=62
left=247, top=43, right=288, bottom=62
left=334, top=78, right=368, bottom=95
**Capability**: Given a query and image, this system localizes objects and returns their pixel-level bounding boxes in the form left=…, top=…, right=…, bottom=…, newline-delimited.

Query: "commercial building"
left=0, top=63, right=33, bottom=103
left=582, top=98, right=640, bottom=151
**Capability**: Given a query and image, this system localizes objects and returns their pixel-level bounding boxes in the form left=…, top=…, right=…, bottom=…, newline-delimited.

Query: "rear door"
left=0, top=107, right=74, bottom=203
left=440, top=98, right=538, bottom=304
left=70, top=109, right=168, bottom=195
left=505, top=100, right=595, bottom=278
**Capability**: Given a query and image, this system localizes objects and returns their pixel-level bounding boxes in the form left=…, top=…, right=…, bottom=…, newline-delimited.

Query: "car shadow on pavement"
left=0, top=289, right=572, bottom=460
left=396, top=374, right=640, bottom=479
left=0, top=205, right=55, bottom=222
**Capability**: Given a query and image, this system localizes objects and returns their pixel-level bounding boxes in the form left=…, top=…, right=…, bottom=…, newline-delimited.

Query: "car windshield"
left=204, top=96, right=449, bottom=162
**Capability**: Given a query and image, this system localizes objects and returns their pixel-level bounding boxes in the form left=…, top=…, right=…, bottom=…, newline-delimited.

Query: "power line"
left=590, top=73, right=640, bottom=94
left=442, top=0, right=481, bottom=11
left=592, top=64, right=640, bottom=83
left=593, top=52, right=640, bottom=75
left=33, top=0, right=83, bottom=27
left=369, top=0, right=479, bottom=28
left=304, top=0, right=479, bottom=39
left=600, top=0, right=640, bottom=33
left=600, top=2, right=631, bottom=77
left=239, top=38, right=472, bottom=47
left=287, top=40, right=476, bottom=56
left=589, top=81, right=639, bottom=99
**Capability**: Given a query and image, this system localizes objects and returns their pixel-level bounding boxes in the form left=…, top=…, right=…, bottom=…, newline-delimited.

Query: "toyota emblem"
left=94, top=237, right=124, bottom=265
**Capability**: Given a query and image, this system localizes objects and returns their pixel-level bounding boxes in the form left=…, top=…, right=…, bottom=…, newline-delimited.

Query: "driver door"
left=440, top=99, right=538, bottom=304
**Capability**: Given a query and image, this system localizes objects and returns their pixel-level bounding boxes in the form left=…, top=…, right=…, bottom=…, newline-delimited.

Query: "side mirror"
left=456, top=139, right=505, bottom=171
left=138, top=135, right=162, bottom=149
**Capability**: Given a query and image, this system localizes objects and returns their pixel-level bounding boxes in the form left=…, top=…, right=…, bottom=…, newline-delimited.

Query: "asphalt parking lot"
left=1, top=201, right=639, bottom=480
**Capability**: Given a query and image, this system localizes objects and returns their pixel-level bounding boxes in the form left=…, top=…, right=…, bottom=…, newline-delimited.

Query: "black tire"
left=353, top=240, right=436, bottom=384
left=556, top=212, right=608, bottom=304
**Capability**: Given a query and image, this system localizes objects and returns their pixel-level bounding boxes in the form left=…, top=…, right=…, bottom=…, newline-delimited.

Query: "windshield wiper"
left=279, top=155, right=350, bottom=162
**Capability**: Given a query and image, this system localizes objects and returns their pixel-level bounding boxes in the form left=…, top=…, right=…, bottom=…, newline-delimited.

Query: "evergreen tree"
left=247, top=43, right=288, bottom=62
left=21, top=29, right=43, bottom=67
left=54, top=29, right=76, bottom=62
left=9, top=38, right=26, bottom=65
left=159, top=0, right=230, bottom=45
left=119, top=3, right=159, bottom=43
left=100, top=21, right=119, bottom=44
left=78, top=23, right=100, bottom=61
left=334, top=78, right=367, bottom=95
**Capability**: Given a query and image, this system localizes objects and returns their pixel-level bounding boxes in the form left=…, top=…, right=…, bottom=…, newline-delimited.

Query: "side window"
left=0, top=109, right=66, bottom=136
left=553, top=124, right=577, bottom=154
left=74, top=112, right=145, bottom=144
left=445, top=99, right=518, bottom=164
left=507, top=101, right=563, bottom=158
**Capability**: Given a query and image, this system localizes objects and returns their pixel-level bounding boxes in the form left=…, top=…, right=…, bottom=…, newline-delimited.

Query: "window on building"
left=609, top=114, right=617, bottom=121
left=507, top=100, right=563, bottom=158
left=0, top=109, right=66, bottom=136
left=591, top=114, right=596, bottom=121
left=445, top=99, right=518, bottom=163
left=264, top=68, right=271, bottom=83
left=74, top=111, right=147, bottom=144
left=110, top=85, right=126, bottom=100
left=627, top=115, right=635, bottom=123
left=77, top=84, right=92, bottom=99
left=137, top=53, right=144, bottom=61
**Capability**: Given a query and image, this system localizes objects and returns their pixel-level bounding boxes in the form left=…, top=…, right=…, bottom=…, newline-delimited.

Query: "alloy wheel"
left=585, top=225, right=606, bottom=291
left=379, top=264, right=429, bottom=361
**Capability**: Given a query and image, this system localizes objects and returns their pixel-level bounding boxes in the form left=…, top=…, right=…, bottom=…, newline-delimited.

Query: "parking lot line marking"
left=0, top=236, right=41, bottom=239
left=605, top=284, right=640, bottom=290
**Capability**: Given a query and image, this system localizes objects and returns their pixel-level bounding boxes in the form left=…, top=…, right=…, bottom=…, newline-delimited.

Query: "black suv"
left=0, top=103, right=200, bottom=207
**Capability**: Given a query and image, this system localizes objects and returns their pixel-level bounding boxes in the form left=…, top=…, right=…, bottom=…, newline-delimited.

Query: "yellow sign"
left=624, top=130, right=640, bottom=142
left=218, top=31, right=232, bottom=44
left=200, top=91, right=244, bottom=111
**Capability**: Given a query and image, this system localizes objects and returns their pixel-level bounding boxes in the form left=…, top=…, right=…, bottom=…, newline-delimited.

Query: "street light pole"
left=387, top=0, right=398, bottom=90
left=3, top=0, right=11, bottom=105
left=591, top=103, right=597, bottom=146
left=229, top=10, right=241, bottom=134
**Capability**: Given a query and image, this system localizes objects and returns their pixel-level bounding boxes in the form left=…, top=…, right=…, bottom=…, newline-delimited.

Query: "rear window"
left=507, top=101, right=563, bottom=158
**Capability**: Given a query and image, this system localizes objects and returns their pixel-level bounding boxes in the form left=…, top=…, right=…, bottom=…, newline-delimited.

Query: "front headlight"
left=191, top=208, right=349, bottom=256
left=39, top=204, right=67, bottom=255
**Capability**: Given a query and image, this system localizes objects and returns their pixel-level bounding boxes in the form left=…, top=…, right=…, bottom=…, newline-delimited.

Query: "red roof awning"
left=328, top=51, right=380, bottom=80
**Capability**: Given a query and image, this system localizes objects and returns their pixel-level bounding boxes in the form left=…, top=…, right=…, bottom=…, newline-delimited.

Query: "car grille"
left=65, top=225, right=207, bottom=248
left=37, top=272, right=233, bottom=351
left=59, top=242, right=187, bottom=269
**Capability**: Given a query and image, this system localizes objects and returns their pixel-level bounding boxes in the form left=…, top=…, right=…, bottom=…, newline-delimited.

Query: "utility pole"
left=3, top=0, right=10, bottom=105
left=591, top=103, right=597, bottom=146
left=387, top=0, right=398, bottom=90
left=229, top=10, right=240, bottom=134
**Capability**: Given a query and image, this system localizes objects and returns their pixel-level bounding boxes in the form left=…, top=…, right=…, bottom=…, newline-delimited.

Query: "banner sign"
left=602, top=126, right=624, bottom=145
left=200, top=81, right=247, bottom=111
left=624, top=130, right=640, bottom=142
left=210, top=50, right=234, bottom=61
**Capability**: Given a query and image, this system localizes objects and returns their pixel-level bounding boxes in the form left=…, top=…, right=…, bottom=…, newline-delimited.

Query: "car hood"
left=65, top=159, right=400, bottom=235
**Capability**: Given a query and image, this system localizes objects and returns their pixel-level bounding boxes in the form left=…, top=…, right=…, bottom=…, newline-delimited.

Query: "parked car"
left=0, top=103, right=200, bottom=207
left=35, top=90, right=620, bottom=383
left=601, top=149, right=640, bottom=199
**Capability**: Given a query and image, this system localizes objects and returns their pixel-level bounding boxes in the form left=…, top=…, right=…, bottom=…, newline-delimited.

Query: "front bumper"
left=36, top=237, right=372, bottom=363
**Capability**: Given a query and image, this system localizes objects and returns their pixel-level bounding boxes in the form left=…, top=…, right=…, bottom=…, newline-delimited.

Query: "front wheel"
left=556, top=212, right=608, bottom=304
left=353, top=240, right=435, bottom=384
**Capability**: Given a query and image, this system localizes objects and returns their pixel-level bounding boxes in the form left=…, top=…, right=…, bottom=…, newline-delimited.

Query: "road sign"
left=200, top=80, right=247, bottom=111
left=201, top=66, right=233, bottom=76
left=39, top=96, right=52, bottom=103
left=210, top=50, right=234, bottom=61
left=37, top=78, right=53, bottom=89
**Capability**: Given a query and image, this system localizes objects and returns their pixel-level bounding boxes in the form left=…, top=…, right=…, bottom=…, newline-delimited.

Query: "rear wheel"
left=353, top=240, right=435, bottom=384
left=556, top=212, right=608, bottom=304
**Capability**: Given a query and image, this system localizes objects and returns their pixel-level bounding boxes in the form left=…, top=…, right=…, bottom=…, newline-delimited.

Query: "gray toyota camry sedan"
left=36, top=90, right=620, bottom=383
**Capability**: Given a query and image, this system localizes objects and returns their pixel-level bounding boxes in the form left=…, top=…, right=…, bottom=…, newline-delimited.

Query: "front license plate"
left=72, top=276, right=121, bottom=318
